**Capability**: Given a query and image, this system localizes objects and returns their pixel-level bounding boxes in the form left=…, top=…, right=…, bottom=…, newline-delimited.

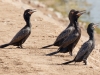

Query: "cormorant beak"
left=28, top=9, right=36, bottom=14
left=77, top=10, right=86, bottom=16
left=93, top=23, right=99, bottom=28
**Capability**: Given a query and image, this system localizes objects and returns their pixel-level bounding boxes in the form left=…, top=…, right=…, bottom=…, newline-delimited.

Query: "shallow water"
left=82, top=0, right=100, bottom=24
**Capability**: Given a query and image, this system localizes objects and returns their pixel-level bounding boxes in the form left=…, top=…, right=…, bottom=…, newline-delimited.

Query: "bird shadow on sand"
left=0, top=47, right=38, bottom=50
left=48, top=63, right=78, bottom=66
left=0, top=46, right=47, bottom=49
left=45, top=51, right=74, bottom=57
left=0, top=48, right=26, bottom=49
left=0, top=47, right=57, bottom=50
left=39, top=48, right=58, bottom=49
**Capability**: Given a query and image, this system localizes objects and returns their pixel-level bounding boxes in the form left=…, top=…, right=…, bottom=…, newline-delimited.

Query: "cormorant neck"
left=70, top=18, right=78, bottom=24
left=89, top=32, right=94, bottom=40
left=74, top=21, right=79, bottom=30
left=69, top=22, right=74, bottom=26
left=24, top=16, right=31, bottom=27
left=70, top=19, right=79, bottom=31
left=74, top=18, right=78, bottom=23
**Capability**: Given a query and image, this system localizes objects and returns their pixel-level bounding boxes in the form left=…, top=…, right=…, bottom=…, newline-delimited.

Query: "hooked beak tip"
left=32, top=9, right=36, bottom=12
left=93, top=24, right=99, bottom=28
left=77, top=10, right=86, bottom=16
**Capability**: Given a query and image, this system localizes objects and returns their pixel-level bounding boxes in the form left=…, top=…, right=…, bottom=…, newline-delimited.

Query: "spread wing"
left=75, top=41, right=92, bottom=60
left=61, top=32, right=79, bottom=48
left=10, top=27, right=30, bottom=44
left=54, top=26, right=75, bottom=43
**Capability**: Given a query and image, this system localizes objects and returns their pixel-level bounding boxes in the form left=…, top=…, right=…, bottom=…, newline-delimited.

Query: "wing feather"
left=54, top=27, right=75, bottom=43
left=10, top=27, right=30, bottom=44
left=61, top=32, right=79, bottom=48
left=75, top=41, right=92, bottom=61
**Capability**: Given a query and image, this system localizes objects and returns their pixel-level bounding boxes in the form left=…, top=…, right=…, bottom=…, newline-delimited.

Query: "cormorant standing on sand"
left=42, top=9, right=76, bottom=48
left=46, top=10, right=85, bottom=56
left=0, top=9, right=36, bottom=48
left=62, top=23, right=97, bottom=65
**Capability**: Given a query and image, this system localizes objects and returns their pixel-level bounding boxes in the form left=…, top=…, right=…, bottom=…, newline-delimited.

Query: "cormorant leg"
left=83, top=60, right=87, bottom=65
left=69, top=51, right=73, bottom=56
left=74, top=62, right=76, bottom=64
left=16, top=45, right=23, bottom=48
left=17, top=46, right=20, bottom=48
left=20, top=45, right=23, bottom=48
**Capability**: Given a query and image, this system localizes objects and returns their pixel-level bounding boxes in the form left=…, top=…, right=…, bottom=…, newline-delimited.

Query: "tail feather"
left=0, top=43, right=9, bottom=48
left=62, top=60, right=74, bottom=65
left=41, top=44, right=53, bottom=48
left=46, top=51, right=59, bottom=56
left=58, top=47, right=69, bottom=53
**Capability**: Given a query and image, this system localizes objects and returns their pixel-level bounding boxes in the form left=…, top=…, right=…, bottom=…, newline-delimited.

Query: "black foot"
left=17, top=46, right=23, bottom=48
left=83, top=60, right=87, bottom=65
left=69, top=51, right=73, bottom=56
left=17, top=46, right=21, bottom=48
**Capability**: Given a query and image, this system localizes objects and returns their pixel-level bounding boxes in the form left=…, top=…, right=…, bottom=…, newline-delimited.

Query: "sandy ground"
left=0, top=0, right=100, bottom=75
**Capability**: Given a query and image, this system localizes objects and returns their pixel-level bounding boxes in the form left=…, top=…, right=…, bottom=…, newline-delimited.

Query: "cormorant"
left=0, top=9, right=36, bottom=48
left=62, top=23, right=97, bottom=65
left=42, top=9, right=76, bottom=48
left=46, top=10, right=86, bottom=56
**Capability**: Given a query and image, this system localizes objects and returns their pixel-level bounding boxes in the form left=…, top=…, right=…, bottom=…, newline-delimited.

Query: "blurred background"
left=22, top=0, right=100, bottom=33
left=38, top=0, right=100, bottom=24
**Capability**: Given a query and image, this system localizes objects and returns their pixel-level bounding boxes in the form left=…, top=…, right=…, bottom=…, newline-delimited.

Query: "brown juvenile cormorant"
left=62, top=23, right=97, bottom=65
left=42, top=9, right=76, bottom=48
left=0, top=9, right=36, bottom=48
left=46, top=10, right=86, bottom=56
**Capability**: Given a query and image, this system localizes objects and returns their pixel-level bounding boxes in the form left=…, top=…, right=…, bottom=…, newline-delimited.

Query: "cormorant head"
left=72, top=10, right=86, bottom=21
left=68, top=9, right=76, bottom=21
left=23, top=9, right=36, bottom=21
left=87, top=23, right=98, bottom=35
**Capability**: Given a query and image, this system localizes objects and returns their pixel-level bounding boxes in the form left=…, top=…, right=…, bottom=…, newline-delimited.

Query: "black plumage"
left=46, top=10, right=85, bottom=56
left=0, top=9, right=36, bottom=48
left=62, top=23, right=96, bottom=65
left=42, top=9, right=76, bottom=48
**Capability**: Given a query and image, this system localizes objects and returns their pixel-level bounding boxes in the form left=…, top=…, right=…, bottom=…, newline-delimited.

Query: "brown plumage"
left=62, top=23, right=96, bottom=65
left=46, top=10, right=86, bottom=56
left=42, top=9, right=76, bottom=48
left=0, top=9, right=36, bottom=48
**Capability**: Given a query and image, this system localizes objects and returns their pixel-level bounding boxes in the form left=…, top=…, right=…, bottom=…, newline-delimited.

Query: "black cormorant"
left=62, top=23, right=97, bottom=65
left=46, top=10, right=85, bottom=56
left=0, top=9, right=36, bottom=48
left=42, top=9, right=76, bottom=48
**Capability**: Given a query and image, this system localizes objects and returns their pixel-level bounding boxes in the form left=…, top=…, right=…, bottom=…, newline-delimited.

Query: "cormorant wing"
left=54, top=26, right=75, bottom=43
left=10, top=27, right=30, bottom=44
left=60, top=31, right=79, bottom=48
left=75, top=41, right=92, bottom=60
